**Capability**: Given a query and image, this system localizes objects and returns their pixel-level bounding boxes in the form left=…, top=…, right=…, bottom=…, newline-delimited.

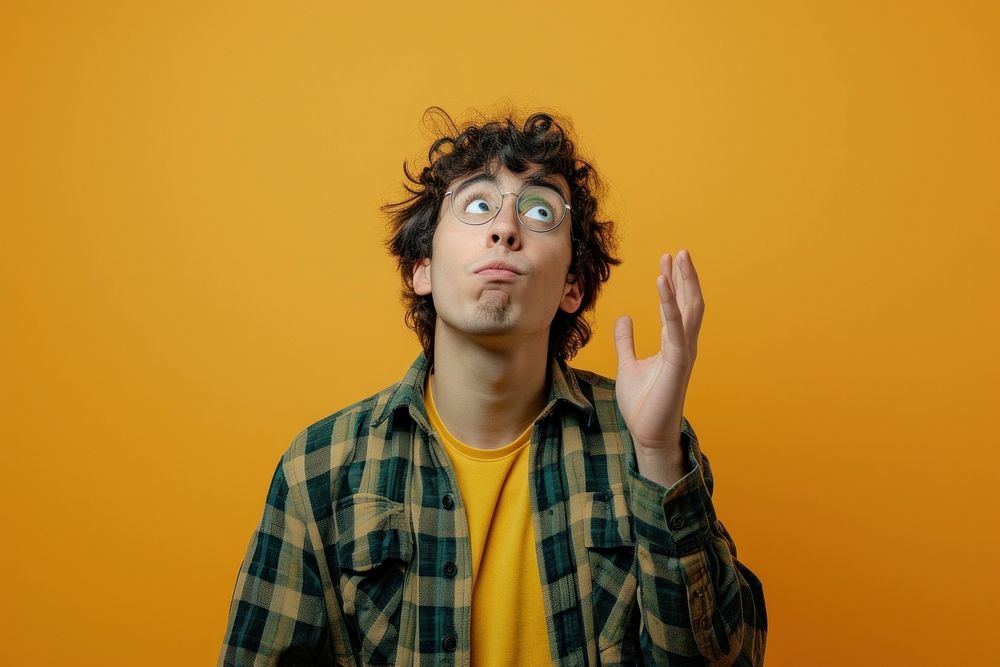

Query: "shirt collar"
left=371, top=352, right=596, bottom=430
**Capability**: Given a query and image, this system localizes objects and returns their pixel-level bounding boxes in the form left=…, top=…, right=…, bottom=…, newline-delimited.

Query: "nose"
left=488, top=194, right=522, bottom=250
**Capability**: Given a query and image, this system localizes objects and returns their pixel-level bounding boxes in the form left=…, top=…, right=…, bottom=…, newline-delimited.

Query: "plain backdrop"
left=2, top=1, right=998, bottom=665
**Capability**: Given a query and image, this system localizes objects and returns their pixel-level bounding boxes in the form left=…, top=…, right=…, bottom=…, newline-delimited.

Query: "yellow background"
left=2, top=1, right=997, bottom=665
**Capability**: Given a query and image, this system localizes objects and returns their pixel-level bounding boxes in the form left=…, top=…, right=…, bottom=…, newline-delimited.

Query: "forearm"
left=628, top=424, right=767, bottom=665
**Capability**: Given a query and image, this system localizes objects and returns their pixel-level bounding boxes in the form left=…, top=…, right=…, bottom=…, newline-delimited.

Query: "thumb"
left=613, top=316, right=636, bottom=366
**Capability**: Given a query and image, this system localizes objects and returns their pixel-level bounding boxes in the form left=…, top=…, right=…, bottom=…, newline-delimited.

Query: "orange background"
left=2, top=1, right=998, bottom=665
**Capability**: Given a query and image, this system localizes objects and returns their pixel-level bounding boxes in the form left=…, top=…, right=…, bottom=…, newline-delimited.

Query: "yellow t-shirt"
left=425, top=376, right=552, bottom=666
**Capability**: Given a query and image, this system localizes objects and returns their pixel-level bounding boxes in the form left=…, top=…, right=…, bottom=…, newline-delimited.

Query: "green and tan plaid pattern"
left=219, top=354, right=767, bottom=666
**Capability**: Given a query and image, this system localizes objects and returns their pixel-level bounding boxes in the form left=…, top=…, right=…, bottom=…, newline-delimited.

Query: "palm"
left=614, top=251, right=704, bottom=452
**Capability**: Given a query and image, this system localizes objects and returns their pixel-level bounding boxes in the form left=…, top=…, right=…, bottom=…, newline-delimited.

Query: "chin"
left=469, top=292, right=511, bottom=322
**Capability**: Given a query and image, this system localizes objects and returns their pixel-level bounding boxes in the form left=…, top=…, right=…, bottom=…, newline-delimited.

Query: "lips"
left=476, top=268, right=520, bottom=280
left=474, top=260, right=523, bottom=275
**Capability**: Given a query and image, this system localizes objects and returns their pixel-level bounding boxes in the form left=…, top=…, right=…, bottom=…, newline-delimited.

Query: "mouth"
left=474, top=261, right=523, bottom=279
left=475, top=268, right=520, bottom=280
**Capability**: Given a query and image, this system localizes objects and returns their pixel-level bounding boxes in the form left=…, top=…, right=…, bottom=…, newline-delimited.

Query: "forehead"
left=448, top=162, right=570, bottom=199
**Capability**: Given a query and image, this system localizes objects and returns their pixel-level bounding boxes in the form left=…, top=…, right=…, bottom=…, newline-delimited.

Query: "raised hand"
left=614, top=250, right=705, bottom=486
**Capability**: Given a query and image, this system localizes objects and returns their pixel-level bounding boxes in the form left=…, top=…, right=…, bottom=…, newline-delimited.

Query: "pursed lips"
left=474, top=261, right=523, bottom=280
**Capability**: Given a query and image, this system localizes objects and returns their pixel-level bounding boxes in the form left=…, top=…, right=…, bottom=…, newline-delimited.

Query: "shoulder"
left=279, top=381, right=402, bottom=485
left=563, top=364, right=621, bottom=418
left=555, top=364, right=629, bottom=453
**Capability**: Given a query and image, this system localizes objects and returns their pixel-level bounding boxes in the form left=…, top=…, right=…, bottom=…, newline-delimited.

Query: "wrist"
left=633, top=435, right=688, bottom=488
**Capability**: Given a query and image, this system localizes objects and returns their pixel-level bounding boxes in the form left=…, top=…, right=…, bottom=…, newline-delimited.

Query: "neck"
left=428, top=323, right=550, bottom=449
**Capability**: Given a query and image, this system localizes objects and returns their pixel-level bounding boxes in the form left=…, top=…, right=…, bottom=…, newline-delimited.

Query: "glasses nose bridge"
left=490, top=188, right=522, bottom=226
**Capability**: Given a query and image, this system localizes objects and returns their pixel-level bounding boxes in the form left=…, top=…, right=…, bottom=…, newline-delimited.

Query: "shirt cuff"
left=628, top=429, right=715, bottom=556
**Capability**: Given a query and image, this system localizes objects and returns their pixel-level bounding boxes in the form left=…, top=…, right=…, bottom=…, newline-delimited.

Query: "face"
left=411, top=163, right=584, bottom=346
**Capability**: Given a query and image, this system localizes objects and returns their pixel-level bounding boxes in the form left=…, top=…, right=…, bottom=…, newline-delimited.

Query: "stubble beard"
left=469, top=290, right=512, bottom=331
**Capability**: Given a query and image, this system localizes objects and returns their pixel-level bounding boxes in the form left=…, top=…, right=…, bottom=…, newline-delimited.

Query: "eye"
left=521, top=201, right=554, bottom=222
left=463, top=198, right=493, bottom=214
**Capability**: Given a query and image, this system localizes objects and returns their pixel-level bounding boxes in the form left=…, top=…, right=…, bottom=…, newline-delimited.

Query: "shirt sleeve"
left=218, top=456, right=335, bottom=666
left=627, top=419, right=768, bottom=666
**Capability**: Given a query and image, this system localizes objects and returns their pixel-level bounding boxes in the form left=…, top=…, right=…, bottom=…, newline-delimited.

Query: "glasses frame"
left=443, top=178, right=571, bottom=233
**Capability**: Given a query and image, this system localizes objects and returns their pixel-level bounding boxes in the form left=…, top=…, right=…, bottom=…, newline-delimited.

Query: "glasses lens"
left=451, top=179, right=502, bottom=225
left=517, top=186, right=566, bottom=231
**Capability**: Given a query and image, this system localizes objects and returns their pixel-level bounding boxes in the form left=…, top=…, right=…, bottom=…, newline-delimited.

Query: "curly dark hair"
left=383, top=107, right=621, bottom=363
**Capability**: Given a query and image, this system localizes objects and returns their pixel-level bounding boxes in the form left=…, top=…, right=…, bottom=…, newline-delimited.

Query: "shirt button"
left=669, top=513, right=686, bottom=530
left=443, top=561, right=457, bottom=577
left=442, top=494, right=454, bottom=509
left=442, top=635, right=457, bottom=651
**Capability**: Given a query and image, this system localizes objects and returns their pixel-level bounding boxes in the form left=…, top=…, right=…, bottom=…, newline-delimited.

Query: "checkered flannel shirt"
left=219, top=353, right=767, bottom=666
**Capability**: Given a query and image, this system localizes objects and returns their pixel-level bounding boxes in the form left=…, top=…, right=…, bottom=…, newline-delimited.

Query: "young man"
left=219, top=110, right=767, bottom=666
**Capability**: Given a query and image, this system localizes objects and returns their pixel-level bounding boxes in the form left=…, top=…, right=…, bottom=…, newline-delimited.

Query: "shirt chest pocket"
left=579, top=485, right=640, bottom=660
left=335, top=494, right=414, bottom=666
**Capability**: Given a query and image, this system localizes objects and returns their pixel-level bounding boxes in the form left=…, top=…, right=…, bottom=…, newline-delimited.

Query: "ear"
left=412, top=258, right=432, bottom=296
left=559, top=275, right=584, bottom=314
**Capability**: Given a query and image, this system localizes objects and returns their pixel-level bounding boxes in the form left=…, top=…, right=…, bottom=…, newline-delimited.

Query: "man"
left=219, top=109, right=767, bottom=666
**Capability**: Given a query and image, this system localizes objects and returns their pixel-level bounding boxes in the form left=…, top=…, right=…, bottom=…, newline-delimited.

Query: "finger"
left=613, top=315, right=637, bottom=366
left=676, top=249, right=701, bottom=312
left=657, top=273, right=687, bottom=356
left=658, top=253, right=673, bottom=328
left=676, top=250, right=705, bottom=356
left=660, top=253, right=675, bottom=292
left=672, top=251, right=686, bottom=314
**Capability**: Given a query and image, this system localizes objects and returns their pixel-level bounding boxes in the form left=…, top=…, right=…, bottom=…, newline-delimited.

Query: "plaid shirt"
left=219, top=353, right=767, bottom=666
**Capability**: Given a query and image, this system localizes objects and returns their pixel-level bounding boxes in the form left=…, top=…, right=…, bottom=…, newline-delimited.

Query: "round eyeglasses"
left=443, top=177, right=571, bottom=233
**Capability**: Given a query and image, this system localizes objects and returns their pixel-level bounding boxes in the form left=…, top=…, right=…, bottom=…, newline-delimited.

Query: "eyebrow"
left=456, top=172, right=569, bottom=200
left=524, top=173, right=570, bottom=199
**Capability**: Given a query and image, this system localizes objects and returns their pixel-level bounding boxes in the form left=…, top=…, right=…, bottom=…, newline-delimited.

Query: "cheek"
left=427, top=234, right=469, bottom=299
left=537, top=255, right=574, bottom=306
left=546, top=237, right=575, bottom=282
